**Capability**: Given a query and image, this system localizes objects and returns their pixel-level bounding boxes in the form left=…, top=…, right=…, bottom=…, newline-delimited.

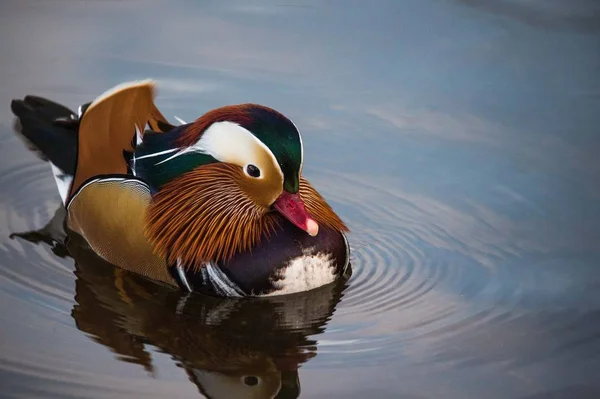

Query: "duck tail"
left=10, top=96, right=80, bottom=204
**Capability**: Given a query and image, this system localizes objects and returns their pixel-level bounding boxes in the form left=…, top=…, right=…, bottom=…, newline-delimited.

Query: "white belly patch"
left=267, top=249, right=336, bottom=296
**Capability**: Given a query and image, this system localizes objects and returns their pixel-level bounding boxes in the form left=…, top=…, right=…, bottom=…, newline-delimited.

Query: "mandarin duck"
left=10, top=80, right=350, bottom=297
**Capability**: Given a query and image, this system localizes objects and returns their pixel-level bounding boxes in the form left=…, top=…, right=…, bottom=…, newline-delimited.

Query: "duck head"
left=134, top=104, right=348, bottom=268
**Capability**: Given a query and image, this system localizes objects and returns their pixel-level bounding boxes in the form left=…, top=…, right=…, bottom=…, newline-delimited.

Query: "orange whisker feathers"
left=145, top=163, right=276, bottom=270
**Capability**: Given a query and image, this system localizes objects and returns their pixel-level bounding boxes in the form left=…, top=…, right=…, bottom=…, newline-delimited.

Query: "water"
left=1, top=1, right=600, bottom=398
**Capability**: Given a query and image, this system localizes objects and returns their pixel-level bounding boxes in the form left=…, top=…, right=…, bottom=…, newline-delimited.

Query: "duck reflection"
left=11, top=206, right=350, bottom=399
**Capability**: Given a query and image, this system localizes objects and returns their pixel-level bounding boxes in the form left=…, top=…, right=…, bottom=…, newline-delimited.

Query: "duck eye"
left=245, top=164, right=261, bottom=178
left=243, top=376, right=259, bottom=386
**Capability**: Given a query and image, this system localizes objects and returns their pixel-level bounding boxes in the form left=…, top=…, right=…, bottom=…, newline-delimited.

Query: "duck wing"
left=69, top=80, right=168, bottom=200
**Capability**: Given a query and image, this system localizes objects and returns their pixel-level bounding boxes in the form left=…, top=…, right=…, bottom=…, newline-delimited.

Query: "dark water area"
left=1, top=1, right=600, bottom=398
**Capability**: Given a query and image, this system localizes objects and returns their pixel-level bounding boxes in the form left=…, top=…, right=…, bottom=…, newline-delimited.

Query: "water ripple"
left=1, top=151, right=600, bottom=397
left=300, top=171, right=600, bottom=371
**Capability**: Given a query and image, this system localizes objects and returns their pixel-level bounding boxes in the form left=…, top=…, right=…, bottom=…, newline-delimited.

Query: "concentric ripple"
left=302, top=171, right=600, bottom=369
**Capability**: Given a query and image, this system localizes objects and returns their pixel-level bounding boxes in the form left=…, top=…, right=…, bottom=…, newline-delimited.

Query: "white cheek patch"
left=197, top=121, right=282, bottom=180
left=265, top=249, right=337, bottom=296
left=142, top=121, right=284, bottom=180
